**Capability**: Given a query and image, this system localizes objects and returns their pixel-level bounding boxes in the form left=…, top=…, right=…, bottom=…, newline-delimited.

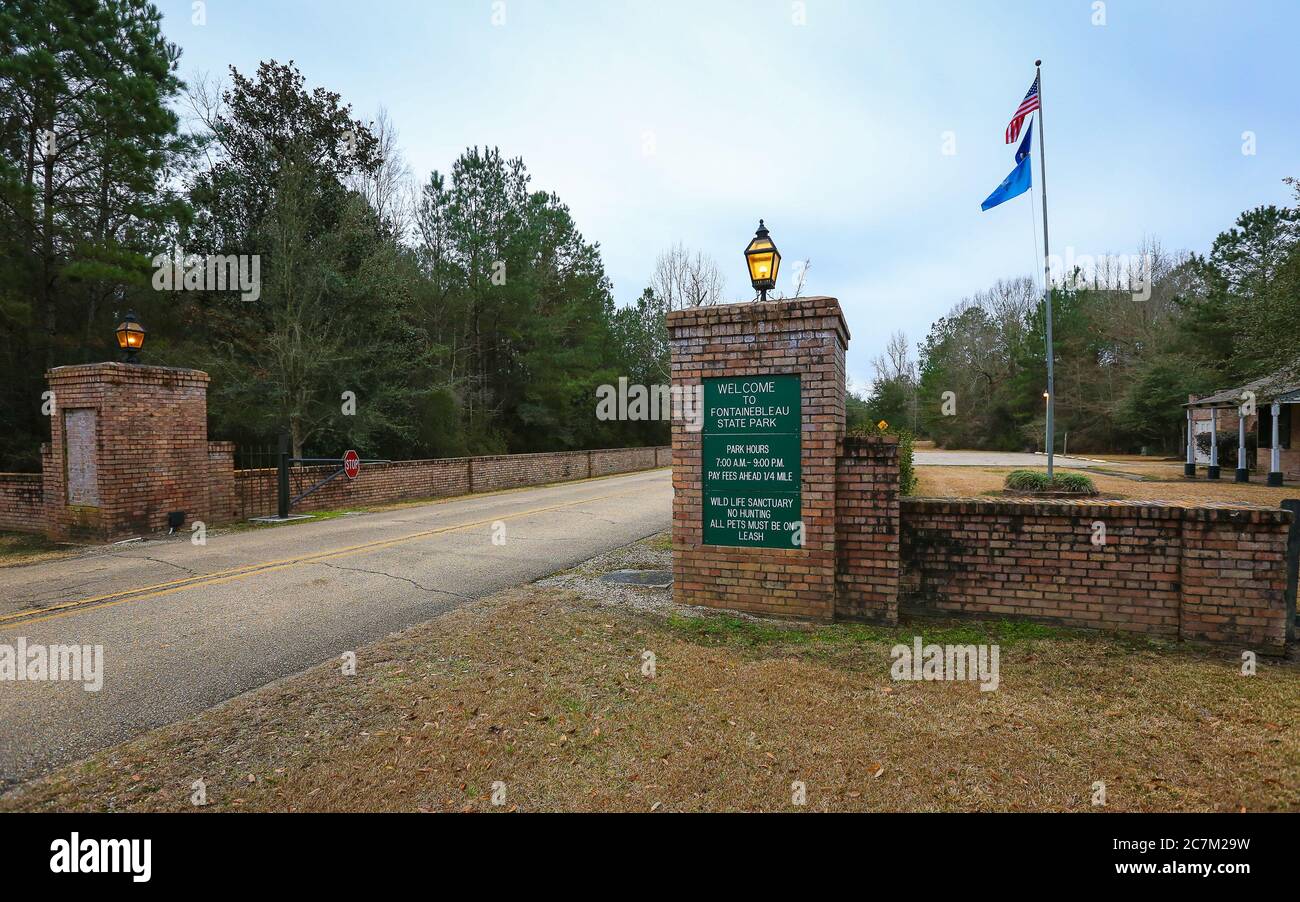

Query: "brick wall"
left=835, top=435, right=900, bottom=623
left=233, top=446, right=669, bottom=519
left=19, top=361, right=666, bottom=538
left=899, top=498, right=1290, bottom=654
left=669, top=296, right=849, bottom=620
left=592, top=446, right=658, bottom=476
left=472, top=450, right=586, bottom=492
left=0, top=473, right=44, bottom=532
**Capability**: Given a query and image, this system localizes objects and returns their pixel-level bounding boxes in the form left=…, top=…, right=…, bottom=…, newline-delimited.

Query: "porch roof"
left=1183, top=366, right=1300, bottom=409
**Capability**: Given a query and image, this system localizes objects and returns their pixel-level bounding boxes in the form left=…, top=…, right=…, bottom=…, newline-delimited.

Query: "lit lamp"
left=744, top=219, right=781, bottom=302
left=114, top=311, right=146, bottom=363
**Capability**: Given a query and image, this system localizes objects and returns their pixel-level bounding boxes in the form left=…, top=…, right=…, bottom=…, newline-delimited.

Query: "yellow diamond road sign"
left=877, top=420, right=888, bottom=430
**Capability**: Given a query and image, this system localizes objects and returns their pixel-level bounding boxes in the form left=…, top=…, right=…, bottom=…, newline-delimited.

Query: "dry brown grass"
left=4, top=582, right=1296, bottom=813
left=916, top=465, right=1300, bottom=506
left=0, top=530, right=80, bottom=568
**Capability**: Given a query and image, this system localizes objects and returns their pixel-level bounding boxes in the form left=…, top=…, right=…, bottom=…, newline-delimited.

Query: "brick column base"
left=44, top=363, right=215, bottom=541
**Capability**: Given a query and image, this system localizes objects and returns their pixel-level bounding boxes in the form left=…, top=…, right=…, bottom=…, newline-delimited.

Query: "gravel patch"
left=536, top=531, right=686, bottom=615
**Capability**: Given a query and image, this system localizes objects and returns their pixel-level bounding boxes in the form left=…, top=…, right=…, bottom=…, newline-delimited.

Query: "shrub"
left=1195, top=429, right=1255, bottom=465
left=1051, top=472, right=1097, bottom=493
left=1004, top=469, right=1096, bottom=493
left=1005, top=469, right=1052, bottom=491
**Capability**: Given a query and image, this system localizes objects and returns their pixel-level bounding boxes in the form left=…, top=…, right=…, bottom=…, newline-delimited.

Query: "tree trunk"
left=41, top=121, right=56, bottom=371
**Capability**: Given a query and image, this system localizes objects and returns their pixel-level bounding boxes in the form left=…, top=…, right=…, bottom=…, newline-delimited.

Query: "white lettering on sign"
left=715, top=381, right=777, bottom=394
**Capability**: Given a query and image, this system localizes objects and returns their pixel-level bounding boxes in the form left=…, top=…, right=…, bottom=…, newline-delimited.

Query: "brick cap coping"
left=902, top=496, right=1292, bottom=524
left=665, top=295, right=850, bottom=342
left=46, top=362, right=210, bottom=382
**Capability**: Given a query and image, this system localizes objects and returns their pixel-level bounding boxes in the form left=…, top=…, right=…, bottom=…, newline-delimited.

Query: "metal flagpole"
left=1035, top=59, right=1055, bottom=479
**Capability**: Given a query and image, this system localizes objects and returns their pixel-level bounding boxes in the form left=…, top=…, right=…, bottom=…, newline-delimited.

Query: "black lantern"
left=114, top=311, right=146, bottom=363
left=744, top=219, right=781, bottom=302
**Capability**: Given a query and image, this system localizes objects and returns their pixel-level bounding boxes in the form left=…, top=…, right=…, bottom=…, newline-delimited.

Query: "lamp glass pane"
left=747, top=251, right=775, bottom=284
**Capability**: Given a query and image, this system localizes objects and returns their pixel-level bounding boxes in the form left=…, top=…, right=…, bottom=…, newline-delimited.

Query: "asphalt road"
left=0, top=469, right=672, bottom=788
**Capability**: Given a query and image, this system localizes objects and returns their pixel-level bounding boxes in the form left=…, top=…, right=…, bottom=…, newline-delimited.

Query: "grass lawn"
left=4, top=544, right=1296, bottom=813
left=916, top=464, right=1300, bottom=506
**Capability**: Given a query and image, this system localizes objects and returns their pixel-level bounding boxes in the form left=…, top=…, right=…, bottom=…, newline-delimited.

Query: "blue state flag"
left=980, top=156, right=1031, bottom=211
left=981, top=123, right=1033, bottom=211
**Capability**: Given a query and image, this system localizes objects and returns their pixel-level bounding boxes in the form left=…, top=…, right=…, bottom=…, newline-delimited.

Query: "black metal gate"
left=233, top=442, right=280, bottom=519
left=235, top=434, right=389, bottom=520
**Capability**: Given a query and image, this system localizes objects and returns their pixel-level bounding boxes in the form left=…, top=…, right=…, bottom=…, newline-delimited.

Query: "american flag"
left=1005, top=75, right=1040, bottom=144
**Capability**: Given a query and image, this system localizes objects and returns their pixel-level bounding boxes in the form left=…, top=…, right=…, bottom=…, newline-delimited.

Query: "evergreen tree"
left=0, top=0, right=186, bottom=467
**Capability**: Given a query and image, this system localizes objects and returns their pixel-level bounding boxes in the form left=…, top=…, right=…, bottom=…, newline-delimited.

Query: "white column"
left=1186, top=408, right=1194, bottom=465
left=1238, top=411, right=1247, bottom=470
left=1272, top=401, right=1282, bottom=473
left=1209, top=407, right=1218, bottom=467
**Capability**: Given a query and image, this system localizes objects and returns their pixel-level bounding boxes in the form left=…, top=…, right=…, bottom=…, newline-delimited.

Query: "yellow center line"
left=1, top=487, right=647, bottom=628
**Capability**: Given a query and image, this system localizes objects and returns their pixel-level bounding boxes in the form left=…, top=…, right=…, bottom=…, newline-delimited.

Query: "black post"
left=277, top=432, right=290, bottom=519
left=1282, top=499, right=1299, bottom=644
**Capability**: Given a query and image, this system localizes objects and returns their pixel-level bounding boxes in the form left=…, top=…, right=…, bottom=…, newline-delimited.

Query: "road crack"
left=313, top=561, right=468, bottom=599
left=117, top=555, right=198, bottom=576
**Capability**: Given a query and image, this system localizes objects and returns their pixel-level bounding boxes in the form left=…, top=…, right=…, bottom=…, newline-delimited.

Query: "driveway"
left=0, top=469, right=672, bottom=787
left=915, top=450, right=1109, bottom=468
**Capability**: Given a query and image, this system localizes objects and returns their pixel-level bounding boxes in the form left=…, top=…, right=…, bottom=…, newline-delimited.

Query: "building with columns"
left=1184, top=368, right=1299, bottom=485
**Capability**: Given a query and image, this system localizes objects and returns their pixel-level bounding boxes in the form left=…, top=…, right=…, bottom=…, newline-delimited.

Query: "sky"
left=156, top=0, right=1299, bottom=389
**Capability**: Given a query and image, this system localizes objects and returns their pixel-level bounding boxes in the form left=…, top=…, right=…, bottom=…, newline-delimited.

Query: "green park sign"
left=702, top=375, right=803, bottom=548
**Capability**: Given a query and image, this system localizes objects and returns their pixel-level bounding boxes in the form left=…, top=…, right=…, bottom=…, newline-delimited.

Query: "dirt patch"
left=3, top=533, right=1297, bottom=813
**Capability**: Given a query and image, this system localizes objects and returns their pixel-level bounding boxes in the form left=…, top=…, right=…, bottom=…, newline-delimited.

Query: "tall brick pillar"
left=668, top=297, right=849, bottom=620
left=43, top=363, right=215, bottom=541
left=836, top=434, right=900, bottom=623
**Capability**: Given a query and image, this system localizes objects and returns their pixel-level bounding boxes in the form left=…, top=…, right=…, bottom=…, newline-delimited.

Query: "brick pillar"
left=1178, top=508, right=1290, bottom=655
left=43, top=363, right=214, bottom=541
left=668, top=297, right=849, bottom=620
left=835, top=434, right=900, bottom=623
left=207, top=441, right=237, bottom=526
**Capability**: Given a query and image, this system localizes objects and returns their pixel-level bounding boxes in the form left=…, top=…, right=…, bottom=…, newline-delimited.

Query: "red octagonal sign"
left=343, top=449, right=361, bottom=480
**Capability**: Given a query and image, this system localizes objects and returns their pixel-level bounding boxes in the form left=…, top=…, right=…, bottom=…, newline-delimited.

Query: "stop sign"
left=342, top=449, right=361, bottom=480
